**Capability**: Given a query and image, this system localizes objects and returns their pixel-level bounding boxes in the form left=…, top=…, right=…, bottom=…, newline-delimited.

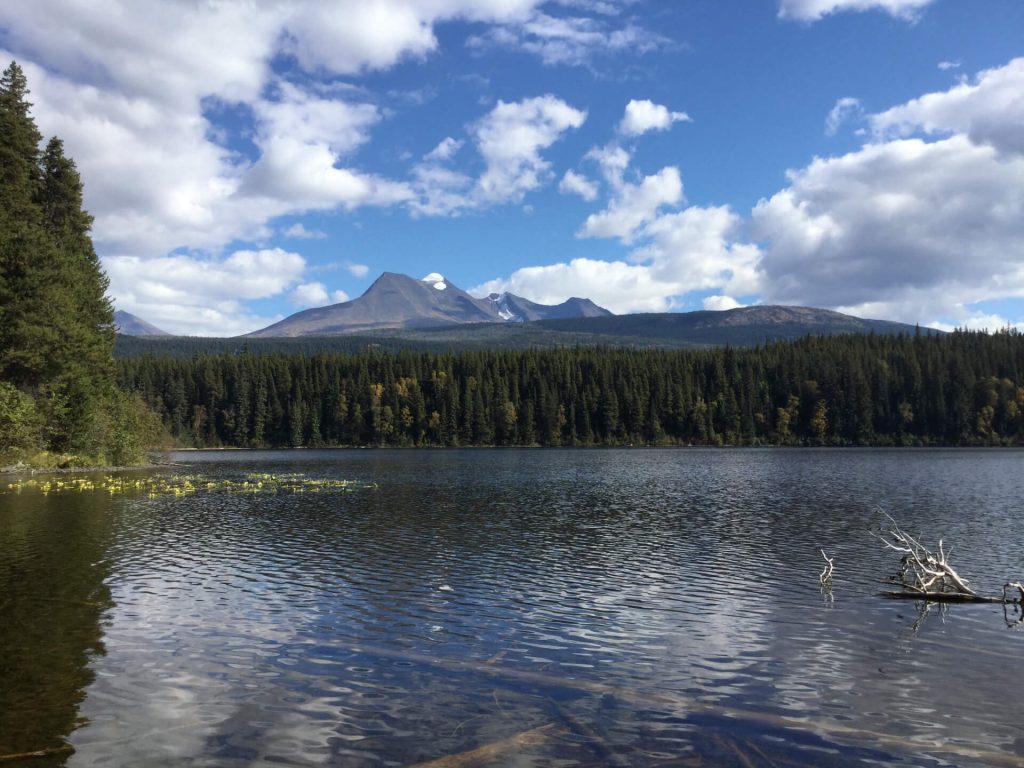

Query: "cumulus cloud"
left=825, top=97, right=863, bottom=136
left=559, top=170, right=600, bottom=201
left=282, top=0, right=539, bottom=76
left=618, top=99, right=691, bottom=137
left=105, top=248, right=307, bottom=335
left=748, top=58, right=1024, bottom=327
left=579, top=166, right=683, bottom=242
left=478, top=192, right=761, bottom=314
left=778, top=0, right=935, bottom=21
left=870, top=57, right=1024, bottom=155
left=938, top=60, right=961, bottom=71
left=634, top=205, right=763, bottom=297
left=474, top=95, right=588, bottom=203
left=586, top=143, right=632, bottom=188
left=412, top=95, right=586, bottom=214
left=752, top=136, right=1024, bottom=324
left=290, top=282, right=349, bottom=307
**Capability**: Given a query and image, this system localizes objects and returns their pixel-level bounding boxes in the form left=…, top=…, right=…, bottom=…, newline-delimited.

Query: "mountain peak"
left=248, top=271, right=612, bottom=337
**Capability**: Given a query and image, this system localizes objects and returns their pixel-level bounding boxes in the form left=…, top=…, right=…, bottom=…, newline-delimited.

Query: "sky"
left=1, top=0, right=1022, bottom=336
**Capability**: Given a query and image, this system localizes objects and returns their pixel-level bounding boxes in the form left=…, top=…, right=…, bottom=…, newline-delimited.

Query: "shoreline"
left=0, top=453, right=181, bottom=477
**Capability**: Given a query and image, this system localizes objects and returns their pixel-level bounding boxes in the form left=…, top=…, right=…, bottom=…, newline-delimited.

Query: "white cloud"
left=778, top=0, right=935, bottom=21
left=579, top=166, right=683, bottom=242
left=750, top=58, right=1024, bottom=327
left=478, top=199, right=761, bottom=315
left=242, top=81, right=413, bottom=210
left=938, top=60, right=961, bottom=71
left=468, top=9, right=667, bottom=67
left=618, top=99, right=691, bottom=137
left=703, top=295, right=745, bottom=311
left=586, top=143, right=632, bottom=188
left=559, top=170, right=600, bottom=201
left=870, top=57, right=1024, bottom=155
left=825, top=97, right=863, bottom=136
left=634, top=205, right=763, bottom=297
left=751, top=136, right=1024, bottom=324
left=412, top=95, right=586, bottom=214
left=474, top=94, right=587, bottom=203
left=291, top=282, right=331, bottom=306
left=346, top=262, right=370, bottom=278
left=105, top=248, right=307, bottom=335
left=284, top=1, right=539, bottom=75
left=424, top=137, right=464, bottom=161
left=291, top=282, right=349, bottom=307
left=283, top=223, right=326, bottom=239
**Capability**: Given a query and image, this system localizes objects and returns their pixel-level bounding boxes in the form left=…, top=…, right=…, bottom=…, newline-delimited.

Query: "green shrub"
left=0, top=381, right=41, bottom=457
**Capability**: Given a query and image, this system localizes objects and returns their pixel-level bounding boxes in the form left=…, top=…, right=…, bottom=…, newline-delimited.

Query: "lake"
left=2, top=448, right=1023, bottom=766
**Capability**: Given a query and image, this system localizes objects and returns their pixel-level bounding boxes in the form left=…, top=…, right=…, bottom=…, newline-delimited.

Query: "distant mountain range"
left=114, top=310, right=170, bottom=336
left=114, top=270, right=938, bottom=353
left=247, top=272, right=611, bottom=337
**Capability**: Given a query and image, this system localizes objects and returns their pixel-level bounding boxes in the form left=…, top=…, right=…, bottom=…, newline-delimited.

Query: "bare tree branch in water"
left=872, top=513, right=1022, bottom=604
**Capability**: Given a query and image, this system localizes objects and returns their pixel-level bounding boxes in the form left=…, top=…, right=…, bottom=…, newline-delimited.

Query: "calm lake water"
left=2, top=448, right=1024, bottom=767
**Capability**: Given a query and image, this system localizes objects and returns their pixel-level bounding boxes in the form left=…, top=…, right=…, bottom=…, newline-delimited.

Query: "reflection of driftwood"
left=409, top=724, right=559, bottom=767
left=873, top=514, right=1022, bottom=604
left=0, top=744, right=74, bottom=762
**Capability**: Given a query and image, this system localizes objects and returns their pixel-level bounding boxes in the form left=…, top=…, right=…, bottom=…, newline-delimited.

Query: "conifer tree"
left=0, top=61, right=118, bottom=454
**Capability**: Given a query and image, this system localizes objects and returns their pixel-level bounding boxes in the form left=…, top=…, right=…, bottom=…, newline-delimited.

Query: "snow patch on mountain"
left=422, top=272, right=447, bottom=290
left=487, top=292, right=523, bottom=322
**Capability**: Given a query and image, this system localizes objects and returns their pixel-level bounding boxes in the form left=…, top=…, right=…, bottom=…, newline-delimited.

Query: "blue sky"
left=2, top=0, right=1022, bottom=335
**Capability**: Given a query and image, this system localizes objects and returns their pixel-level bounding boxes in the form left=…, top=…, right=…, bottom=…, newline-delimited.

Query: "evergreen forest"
left=0, top=61, right=158, bottom=466
left=119, top=330, right=1024, bottom=448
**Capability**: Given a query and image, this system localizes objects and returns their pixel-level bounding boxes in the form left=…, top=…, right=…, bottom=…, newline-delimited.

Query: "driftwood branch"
left=872, top=513, right=1021, bottom=604
left=819, top=549, right=834, bottom=585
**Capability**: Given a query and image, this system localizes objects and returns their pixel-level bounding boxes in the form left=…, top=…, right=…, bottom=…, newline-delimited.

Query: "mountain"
left=485, top=292, right=611, bottom=322
left=248, top=272, right=612, bottom=337
left=533, top=305, right=930, bottom=346
left=114, top=310, right=170, bottom=336
left=118, top=303, right=939, bottom=358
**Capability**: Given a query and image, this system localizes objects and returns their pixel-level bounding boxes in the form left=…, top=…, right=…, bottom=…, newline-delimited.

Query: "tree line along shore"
left=119, top=331, right=1024, bottom=449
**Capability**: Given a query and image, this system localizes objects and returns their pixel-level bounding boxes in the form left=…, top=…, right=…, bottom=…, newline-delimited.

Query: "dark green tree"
left=1, top=61, right=121, bottom=457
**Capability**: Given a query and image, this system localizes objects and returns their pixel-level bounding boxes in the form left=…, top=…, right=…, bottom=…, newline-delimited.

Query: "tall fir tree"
left=0, top=61, right=117, bottom=453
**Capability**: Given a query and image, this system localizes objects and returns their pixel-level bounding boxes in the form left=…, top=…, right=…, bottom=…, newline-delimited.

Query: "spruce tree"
left=0, top=61, right=117, bottom=454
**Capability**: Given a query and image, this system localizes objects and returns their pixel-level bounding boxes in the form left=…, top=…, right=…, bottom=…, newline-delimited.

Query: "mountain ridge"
left=248, top=271, right=612, bottom=337
left=114, top=310, right=170, bottom=336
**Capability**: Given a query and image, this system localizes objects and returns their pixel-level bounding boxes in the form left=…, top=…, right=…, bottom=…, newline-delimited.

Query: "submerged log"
left=0, top=744, right=74, bottom=762
left=879, top=590, right=1008, bottom=603
left=409, top=723, right=559, bottom=767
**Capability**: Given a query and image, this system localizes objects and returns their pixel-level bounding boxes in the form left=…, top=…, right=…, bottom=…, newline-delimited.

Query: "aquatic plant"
left=3, top=472, right=374, bottom=498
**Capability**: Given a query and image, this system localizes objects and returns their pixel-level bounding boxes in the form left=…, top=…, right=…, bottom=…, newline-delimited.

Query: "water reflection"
left=2, top=449, right=1024, bottom=766
left=0, top=489, right=112, bottom=764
